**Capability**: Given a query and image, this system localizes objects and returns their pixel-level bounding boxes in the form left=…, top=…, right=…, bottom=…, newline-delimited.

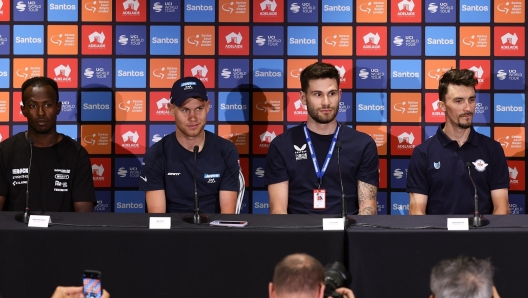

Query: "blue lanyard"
left=303, top=122, right=341, bottom=188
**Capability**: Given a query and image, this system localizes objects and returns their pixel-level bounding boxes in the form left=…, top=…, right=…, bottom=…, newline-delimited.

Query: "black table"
left=347, top=215, right=528, bottom=298
left=0, top=212, right=345, bottom=298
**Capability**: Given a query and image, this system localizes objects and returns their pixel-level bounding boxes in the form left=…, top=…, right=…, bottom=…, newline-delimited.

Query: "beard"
left=457, top=113, right=473, bottom=129
left=307, top=104, right=338, bottom=124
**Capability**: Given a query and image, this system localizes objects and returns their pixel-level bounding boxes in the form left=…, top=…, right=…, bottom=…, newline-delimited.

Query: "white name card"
left=28, top=215, right=52, bottom=228
left=447, top=218, right=469, bottom=230
left=323, top=218, right=345, bottom=230
left=149, top=217, right=171, bottom=229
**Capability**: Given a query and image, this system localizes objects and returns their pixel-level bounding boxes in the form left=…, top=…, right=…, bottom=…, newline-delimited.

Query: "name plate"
left=447, top=218, right=469, bottom=230
left=149, top=217, right=171, bottom=229
left=323, top=218, right=345, bottom=230
left=28, top=215, right=52, bottom=228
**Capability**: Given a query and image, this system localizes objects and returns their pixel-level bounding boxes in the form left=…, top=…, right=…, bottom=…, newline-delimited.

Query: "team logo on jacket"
left=472, top=159, right=488, bottom=172
left=433, top=161, right=440, bottom=169
left=294, top=144, right=307, bottom=160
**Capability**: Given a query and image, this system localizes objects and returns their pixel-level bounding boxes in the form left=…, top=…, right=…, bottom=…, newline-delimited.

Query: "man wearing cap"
left=139, top=77, right=241, bottom=213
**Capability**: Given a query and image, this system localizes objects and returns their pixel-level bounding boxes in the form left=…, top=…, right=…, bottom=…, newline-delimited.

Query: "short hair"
left=21, top=77, right=59, bottom=104
left=438, top=69, right=478, bottom=101
left=300, top=62, right=340, bottom=93
left=430, top=256, right=494, bottom=298
left=272, top=253, right=324, bottom=296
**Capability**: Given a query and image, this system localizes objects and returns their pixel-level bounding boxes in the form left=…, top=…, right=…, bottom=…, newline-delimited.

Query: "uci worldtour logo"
left=256, top=35, right=281, bottom=47
left=496, top=69, right=523, bottom=81
left=359, top=68, right=385, bottom=80
left=84, top=67, right=110, bottom=79
left=428, top=2, right=454, bottom=13
left=393, top=35, right=419, bottom=47
left=290, top=2, right=316, bottom=14
left=221, top=68, right=247, bottom=80
left=16, top=1, right=42, bottom=12
left=153, top=2, right=178, bottom=13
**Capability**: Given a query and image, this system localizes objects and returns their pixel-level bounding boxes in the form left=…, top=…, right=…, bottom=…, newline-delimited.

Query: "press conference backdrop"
left=0, top=0, right=525, bottom=214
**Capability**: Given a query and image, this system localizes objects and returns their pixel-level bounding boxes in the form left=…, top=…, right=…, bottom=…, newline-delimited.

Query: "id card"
left=313, top=189, right=326, bottom=209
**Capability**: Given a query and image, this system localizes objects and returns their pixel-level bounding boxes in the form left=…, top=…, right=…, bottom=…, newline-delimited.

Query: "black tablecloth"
left=347, top=215, right=528, bottom=298
left=0, top=212, right=345, bottom=298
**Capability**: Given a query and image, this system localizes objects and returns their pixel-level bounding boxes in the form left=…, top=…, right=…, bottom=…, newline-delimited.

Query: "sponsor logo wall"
left=1, top=0, right=525, bottom=214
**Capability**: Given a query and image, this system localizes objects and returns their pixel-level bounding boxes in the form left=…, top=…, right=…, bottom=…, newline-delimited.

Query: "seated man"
left=265, top=62, right=378, bottom=215
left=269, top=253, right=354, bottom=298
left=407, top=69, right=509, bottom=215
left=139, top=77, right=240, bottom=213
left=430, top=256, right=500, bottom=298
left=0, top=77, right=95, bottom=212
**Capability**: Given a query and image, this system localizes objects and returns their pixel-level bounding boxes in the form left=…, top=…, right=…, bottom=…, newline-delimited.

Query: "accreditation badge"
left=313, top=189, right=326, bottom=209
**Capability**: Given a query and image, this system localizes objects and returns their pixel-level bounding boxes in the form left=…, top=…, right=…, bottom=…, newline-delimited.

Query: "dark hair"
left=438, top=69, right=478, bottom=101
left=430, top=256, right=494, bottom=298
left=21, top=77, right=59, bottom=104
left=272, top=253, right=324, bottom=295
left=300, top=62, right=340, bottom=93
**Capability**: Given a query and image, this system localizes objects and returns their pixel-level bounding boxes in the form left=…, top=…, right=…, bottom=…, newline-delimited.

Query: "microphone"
left=336, top=141, right=355, bottom=228
left=15, top=137, right=34, bottom=223
left=183, top=145, right=209, bottom=224
left=465, top=162, right=489, bottom=227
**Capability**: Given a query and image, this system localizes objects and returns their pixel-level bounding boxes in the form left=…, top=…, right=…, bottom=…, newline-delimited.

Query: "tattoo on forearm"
left=358, top=181, right=377, bottom=215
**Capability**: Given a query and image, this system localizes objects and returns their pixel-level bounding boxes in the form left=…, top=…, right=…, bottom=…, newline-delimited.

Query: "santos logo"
left=427, top=38, right=454, bottom=45
left=117, top=70, right=145, bottom=77
left=358, top=104, right=385, bottom=111
left=186, top=4, right=213, bottom=11
left=496, top=105, right=523, bottom=112
left=323, top=5, right=351, bottom=11
left=116, top=202, right=144, bottom=209
left=289, top=38, right=316, bottom=45
left=220, top=103, right=247, bottom=110
left=15, top=37, right=42, bottom=43
left=392, top=71, right=420, bottom=78
left=49, top=3, right=76, bottom=10
left=461, top=5, right=488, bottom=11
left=83, top=103, right=110, bottom=110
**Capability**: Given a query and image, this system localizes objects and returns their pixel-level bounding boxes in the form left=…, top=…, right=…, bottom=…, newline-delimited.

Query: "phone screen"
left=83, top=271, right=102, bottom=298
left=217, top=221, right=247, bottom=225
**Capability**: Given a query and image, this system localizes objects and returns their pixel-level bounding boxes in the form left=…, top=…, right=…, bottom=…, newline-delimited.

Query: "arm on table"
left=358, top=181, right=377, bottom=215
left=268, top=181, right=289, bottom=214
left=74, top=202, right=94, bottom=212
left=491, top=188, right=509, bottom=215
left=409, top=193, right=428, bottom=215
left=146, top=190, right=166, bottom=213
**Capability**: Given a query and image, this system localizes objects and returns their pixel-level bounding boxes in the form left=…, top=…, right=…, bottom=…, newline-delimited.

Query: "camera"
left=323, top=262, right=352, bottom=298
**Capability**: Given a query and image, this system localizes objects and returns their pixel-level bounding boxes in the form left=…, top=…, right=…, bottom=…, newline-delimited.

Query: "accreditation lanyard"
left=303, top=122, right=341, bottom=188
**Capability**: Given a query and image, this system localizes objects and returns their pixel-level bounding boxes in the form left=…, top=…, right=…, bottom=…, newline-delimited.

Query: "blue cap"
left=170, top=77, right=208, bottom=106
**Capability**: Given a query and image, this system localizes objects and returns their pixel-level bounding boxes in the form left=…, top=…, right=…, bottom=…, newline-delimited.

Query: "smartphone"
left=83, top=270, right=102, bottom=298
left=209, top=220, right=248, bottom=227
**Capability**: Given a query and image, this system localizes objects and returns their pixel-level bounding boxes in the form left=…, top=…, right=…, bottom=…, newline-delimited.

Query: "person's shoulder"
left=273, top=124, right=303, bottom=142
left=341, top=125, right=373, bottom=142
left=206, top=131, right=236, bottom=150
left=1, top=132, right=25, bottom=146
left=147, top=132, right=176, bottom=154
left=475, top=132, right=503, bottom=151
